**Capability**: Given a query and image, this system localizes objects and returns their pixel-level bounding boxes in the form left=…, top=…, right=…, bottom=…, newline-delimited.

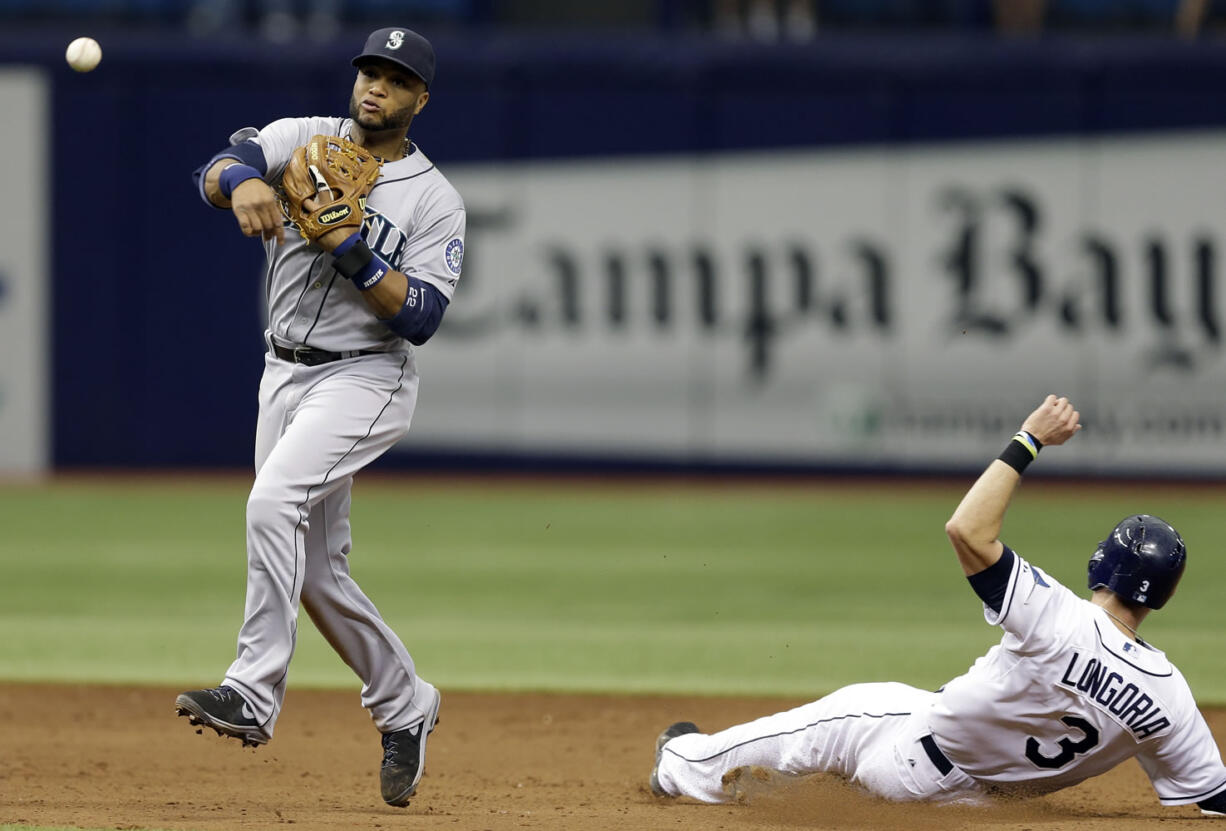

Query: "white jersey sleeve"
left=985, top=548, right=1080, bottom=655
left=1135, top=674, right=1226, bottom=805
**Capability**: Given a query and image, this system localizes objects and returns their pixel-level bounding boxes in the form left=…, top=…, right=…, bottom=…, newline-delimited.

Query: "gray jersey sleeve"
left=248, top=117, right=346, bottom=181
left=363, top=159, right=466, bottom=303
left=398, top=204, right=466, bottom=301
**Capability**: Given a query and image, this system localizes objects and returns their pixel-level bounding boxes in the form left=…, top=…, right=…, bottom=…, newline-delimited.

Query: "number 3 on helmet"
left=1087, top=515, right=1187, bottom=609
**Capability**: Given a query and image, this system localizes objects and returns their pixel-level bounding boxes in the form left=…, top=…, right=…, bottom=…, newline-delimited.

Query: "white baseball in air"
left=66, top=37, right=102, bottom=73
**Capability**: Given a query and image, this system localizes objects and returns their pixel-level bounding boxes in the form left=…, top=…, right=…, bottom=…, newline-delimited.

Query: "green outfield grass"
left=0, top=475, right=1222, bottom=701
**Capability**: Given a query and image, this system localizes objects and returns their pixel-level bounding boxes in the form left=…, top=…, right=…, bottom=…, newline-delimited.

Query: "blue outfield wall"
left=4, top=27, right=1226, bottom=468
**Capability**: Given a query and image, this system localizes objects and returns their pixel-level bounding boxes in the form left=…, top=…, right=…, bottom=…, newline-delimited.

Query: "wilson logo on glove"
left=281, top=134, right=383, bottom=245
left=319, top=207, right=352, bottom=225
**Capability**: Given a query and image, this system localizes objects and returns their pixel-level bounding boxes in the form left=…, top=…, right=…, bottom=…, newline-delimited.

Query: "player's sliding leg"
left=654, top=682, right=978, bottom=803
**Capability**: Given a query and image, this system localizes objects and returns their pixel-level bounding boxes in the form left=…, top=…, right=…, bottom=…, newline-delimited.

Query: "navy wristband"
left=218, top=163, right=262, bottom=199
left=332, top=232, right=363, bottom=258
left=333, top=236, right=390, bottom=291
left=353, top=256, right=390, bottom=291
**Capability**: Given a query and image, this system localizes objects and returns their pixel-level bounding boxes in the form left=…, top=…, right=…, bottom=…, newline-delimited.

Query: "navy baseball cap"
left=352, top=27, right=435, bottom=88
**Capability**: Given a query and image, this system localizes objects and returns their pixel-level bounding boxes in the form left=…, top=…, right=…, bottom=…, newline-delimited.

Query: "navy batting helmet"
left=1087, top=515, right=1186, bottom=609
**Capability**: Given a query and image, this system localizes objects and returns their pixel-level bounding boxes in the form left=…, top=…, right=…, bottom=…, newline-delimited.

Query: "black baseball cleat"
left=174, top=685, right=269, bottom=748
left=649, top=721, right=701, bottom=797
left=380, top=691, right=442, bottom=807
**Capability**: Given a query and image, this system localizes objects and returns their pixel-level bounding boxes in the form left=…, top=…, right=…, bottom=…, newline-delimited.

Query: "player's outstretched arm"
left=945, top=395, right=1081, bottom=576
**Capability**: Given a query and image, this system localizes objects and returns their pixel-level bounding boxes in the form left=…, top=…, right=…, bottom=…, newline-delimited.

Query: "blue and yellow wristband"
left=998, top=430, right=1042, bottom=474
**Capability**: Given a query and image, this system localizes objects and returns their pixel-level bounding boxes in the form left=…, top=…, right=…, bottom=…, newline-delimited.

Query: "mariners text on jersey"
left=1058, top=650, right=1170, bottom=740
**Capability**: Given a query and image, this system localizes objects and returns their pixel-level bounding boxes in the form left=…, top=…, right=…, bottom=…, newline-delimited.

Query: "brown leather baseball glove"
left=281, top=134, right=382, bottom=247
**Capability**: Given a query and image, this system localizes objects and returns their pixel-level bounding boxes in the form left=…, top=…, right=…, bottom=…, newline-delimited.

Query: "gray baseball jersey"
left=239, top=115, right=465, bottom=353
left=214, top=116, right=464, bottom=740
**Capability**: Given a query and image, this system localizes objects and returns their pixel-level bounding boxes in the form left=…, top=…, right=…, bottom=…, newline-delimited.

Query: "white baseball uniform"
left=656, top=548, right=1226, bottom=810
left=213, top=115, right=465, bottom=739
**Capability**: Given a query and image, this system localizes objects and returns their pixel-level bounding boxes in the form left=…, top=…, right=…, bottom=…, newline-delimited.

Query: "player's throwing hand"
left=229, top=178, right=286, bottom=244
left=1020, top=394, right=1081, bottom=447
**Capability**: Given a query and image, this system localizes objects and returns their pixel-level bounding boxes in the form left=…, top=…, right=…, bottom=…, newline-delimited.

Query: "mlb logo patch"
left=445, top=238, right=464, bottom=275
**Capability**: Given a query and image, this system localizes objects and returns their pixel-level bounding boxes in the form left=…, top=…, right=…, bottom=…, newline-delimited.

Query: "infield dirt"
left=1, top=683, right=1219, bottom=831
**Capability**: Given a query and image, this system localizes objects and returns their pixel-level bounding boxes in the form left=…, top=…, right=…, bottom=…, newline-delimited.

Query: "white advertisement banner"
left=403, top=132, right=1226, bottom=474
left=0, top=69, right=49, bottom=474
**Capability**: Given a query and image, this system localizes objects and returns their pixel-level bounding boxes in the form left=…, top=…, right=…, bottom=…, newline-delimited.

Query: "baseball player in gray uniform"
left=174, top=26, right=463, bottom=808
left=651, top=395, right=1226, bottom=817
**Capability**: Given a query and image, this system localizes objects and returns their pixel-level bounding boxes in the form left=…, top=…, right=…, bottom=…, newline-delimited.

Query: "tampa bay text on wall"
left=404, top=132, right=1226, bottom=475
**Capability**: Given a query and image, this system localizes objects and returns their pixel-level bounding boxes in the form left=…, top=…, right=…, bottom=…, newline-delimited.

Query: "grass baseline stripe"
left=1, top=477, right=1224, bottom=702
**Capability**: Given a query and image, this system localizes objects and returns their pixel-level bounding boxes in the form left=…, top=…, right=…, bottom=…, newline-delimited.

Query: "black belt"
left=920, top=734, right=954, bottom=776
left=271, top=343, right=382, bottom=367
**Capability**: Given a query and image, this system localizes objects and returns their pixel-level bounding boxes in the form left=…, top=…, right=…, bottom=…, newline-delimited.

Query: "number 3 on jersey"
left=1025, top=715, right=1101, bottom=769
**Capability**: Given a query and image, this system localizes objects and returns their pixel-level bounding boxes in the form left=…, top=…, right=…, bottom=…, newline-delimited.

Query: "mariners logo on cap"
left=445, top=238, right=464, bottom=274
left=386, top=30, right=404, bottom=50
